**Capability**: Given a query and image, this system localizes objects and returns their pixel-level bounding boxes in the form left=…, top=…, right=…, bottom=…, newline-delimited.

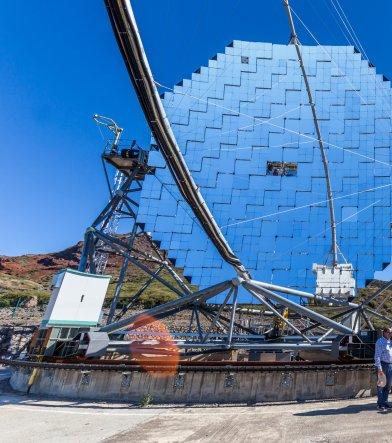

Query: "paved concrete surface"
left=0, top=393, right=391, bottom=443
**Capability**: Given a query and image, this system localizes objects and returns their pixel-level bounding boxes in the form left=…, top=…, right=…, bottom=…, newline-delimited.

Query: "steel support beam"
left=107, top=223, right=139, bottom=324
left=227, top=287, right=238, bottom=346
left=246, top=288, right=311, bottom=343
left=100, top=279, right=233, bottom=333
left=363, top=306, right=392, bottom=325
left=200, top=305, right=261, bottom=336
left=93, top=229, right=186, bottom=298
left=109, top=341, right=332, bottom=352
left=194, top=306, right=204, bottom=340
left=300, top=307, right=355, bottom=334
left=361, top=280, right=392, bottom=306
left=283, top=0, right=338, bottom=266
left=245, top=281, right=354, bottom=335
left=115, top=264, right=165, bottom=320
left=202, top=288, right=233, bottom=343
left=254, top=281, right=358, bottom=308
left=91, top=173, right=134, bottom=229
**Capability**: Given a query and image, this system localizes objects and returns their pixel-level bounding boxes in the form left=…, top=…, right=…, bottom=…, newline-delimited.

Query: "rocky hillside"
left=1, top=239, right=392, bottom=330
left=0, top=235, right=159, bottom=285
left=0, top=243, right=81, bottom=285
left=0, top=235, right=186, bottom=312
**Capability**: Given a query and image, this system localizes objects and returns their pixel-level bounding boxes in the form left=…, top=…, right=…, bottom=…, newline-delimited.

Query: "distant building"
left=137, top=41, right=392, bottom=298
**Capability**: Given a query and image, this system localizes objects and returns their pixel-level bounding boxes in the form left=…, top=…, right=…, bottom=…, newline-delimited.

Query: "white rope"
left=322, top=0, right=352, bottom=45
left=153, top=174, right=206, bottom=233
left=221, top=182, right=392, bottom=228
left=331, top=0, right=369, bottom=60
left=249, top=76, right=291, bottom=103
left=195, top=104, right=304, bottom=152
left=219, top=140, right=313, bottom=152
left=269, top=199, right=381, bottom=263
left=97, top=123, right=106, bottom=142
left=156, top=80, right=392, bottom=168
left=219, top=105, right=302, bottom=137
left=263, top=120, right=392, bottom=167
left=305, top=0, right=345, bottom=45
left=158, top=80, right=302, bottom=139
left=199, top=40, right=255, bottom=101
left=164, top=50, right=298, bottom=153
left=289, top=6, right=368, bottom=105
left=294, top=3, right=392, bottom=118
left=328, top=0, right=392, bottom=115
left=330, top=0, right=361, bottom=48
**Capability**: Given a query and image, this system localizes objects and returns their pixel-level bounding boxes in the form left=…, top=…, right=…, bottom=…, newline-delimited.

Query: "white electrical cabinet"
left=313, top=263, right=356, bottom=299
left=41, top=269, right=110, bottom=328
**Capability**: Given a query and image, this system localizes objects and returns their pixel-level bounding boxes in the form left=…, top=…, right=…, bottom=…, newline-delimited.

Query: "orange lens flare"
left=126, top=314, right=179, bottom=377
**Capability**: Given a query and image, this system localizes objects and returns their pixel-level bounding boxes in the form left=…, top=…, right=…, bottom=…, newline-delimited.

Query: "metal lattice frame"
left=73, top=0, right=392, bottom=357
left=78, top=166, right=392, bottom=352
left=78, top=138, right=193, bottom=325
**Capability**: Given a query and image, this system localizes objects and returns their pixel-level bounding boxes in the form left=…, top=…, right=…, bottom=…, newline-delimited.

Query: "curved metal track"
left=104, top=0, right=249, bottom=279
left=1, top=357, right=374, bottom=373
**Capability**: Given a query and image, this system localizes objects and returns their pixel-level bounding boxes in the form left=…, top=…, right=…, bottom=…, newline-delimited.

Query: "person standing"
left=375, top=327, right=392, bottom=410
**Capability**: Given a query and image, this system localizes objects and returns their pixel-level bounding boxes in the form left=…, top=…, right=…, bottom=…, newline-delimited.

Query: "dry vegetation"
left=1, top=239, right=391, bottom=330
left=0, top=236, right=194, bottom=326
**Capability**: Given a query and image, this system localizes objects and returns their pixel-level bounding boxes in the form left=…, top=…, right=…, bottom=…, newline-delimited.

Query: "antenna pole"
left=283, top=0, right=338, bottom=266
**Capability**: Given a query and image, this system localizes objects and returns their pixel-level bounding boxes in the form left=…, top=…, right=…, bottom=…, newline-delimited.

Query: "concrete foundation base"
left=10, top=363, right=376, bottom=404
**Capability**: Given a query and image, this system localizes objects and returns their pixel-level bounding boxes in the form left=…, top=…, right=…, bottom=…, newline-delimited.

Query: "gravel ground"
left=0, top=306, right=255, bottom=331
left=0, top=307, right=44, bottom=327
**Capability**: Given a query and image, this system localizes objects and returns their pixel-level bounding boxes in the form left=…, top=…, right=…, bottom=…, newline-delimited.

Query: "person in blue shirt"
left=375, top=327, right=392, bottom=410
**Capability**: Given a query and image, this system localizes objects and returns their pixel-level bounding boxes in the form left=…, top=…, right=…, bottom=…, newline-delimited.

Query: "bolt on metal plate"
left=281, top=373, right=293, bottom=388
left=46, top=369, right=55, bottom=383
left=174, top=372, right=185, bottom=388
left=80, top=371, right=91, bottom=386
left=325, top=372, right=336, bottom=386
left=121, top=372, right=132, bottom=388
left=224, top=372, right=236, bottom=388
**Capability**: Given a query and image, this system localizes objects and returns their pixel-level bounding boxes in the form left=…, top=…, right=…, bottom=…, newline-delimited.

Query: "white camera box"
left=41, top=269, right=111, bottom=328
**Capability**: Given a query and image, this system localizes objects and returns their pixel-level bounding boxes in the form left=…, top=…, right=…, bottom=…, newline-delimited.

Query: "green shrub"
left=139, top=393, right=153, bottom=407
left=0, top=293, right=28, bottom=308
left=0, top=290, right=50, bottom=308
left=139, top=290, right=177, bottom=309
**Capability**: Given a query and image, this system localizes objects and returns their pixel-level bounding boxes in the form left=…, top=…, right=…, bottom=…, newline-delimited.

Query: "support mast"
left=283, top=0, right=338, bottom=266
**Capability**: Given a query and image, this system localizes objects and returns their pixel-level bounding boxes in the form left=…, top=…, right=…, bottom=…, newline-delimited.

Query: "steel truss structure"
left=99, top=273, right=392, bottom=353
left=78, top=139, right=192, bottom=326
left=70, top=0, right=392, bottom=358
left=78, top=123, right=369, bottom=354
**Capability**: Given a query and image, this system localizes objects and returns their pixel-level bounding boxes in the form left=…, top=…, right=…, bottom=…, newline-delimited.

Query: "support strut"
left=283, top=0, right=338, bottom=266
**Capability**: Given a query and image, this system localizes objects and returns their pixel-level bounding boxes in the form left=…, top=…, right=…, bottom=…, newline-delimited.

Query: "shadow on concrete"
left=294, top=402, right=389, bottom=416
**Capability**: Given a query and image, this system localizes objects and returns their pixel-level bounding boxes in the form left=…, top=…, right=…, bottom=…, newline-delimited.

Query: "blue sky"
left=1, top=0, right=391, bottom=256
